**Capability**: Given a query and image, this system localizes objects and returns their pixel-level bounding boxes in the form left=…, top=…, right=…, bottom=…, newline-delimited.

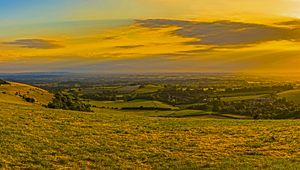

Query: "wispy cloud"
left=275, top=19, right=300, bottom=27
left=2, top=18, right=300, bottom=73
left=137, top=19, right=300, bottom=46
left=3, top=39, right=63, bottom=49
left=114, top=45, right=145, bottom=49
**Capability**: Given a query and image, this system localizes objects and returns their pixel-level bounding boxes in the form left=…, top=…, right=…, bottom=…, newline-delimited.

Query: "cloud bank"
left=4, top=39, right=63, bottom=49
left=137, top=19, right=300, bottom=46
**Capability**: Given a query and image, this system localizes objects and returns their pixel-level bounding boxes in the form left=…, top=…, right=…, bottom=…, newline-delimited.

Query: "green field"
left=147, top=109, right=250, bottom=119
left=90, top=99, right=178, bottom=110
left=278, top=89, right=300, bottom=104
left=221, top=94, right=269, bottom=102
left=135, top=84, right=163, bottom=94
left=0, top=83, right=300, bottom=169
left=89, top=106, right=252, bottom=119
left=0, top=82, right=53, bottom=106
left=209, top=91, right=274, bottom=98
left=1, top=102, right=299, bottom=169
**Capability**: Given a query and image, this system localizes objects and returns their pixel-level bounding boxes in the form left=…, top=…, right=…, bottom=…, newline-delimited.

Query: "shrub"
left=24, top=97, right=35, bottom=103
left=48, top=92, right=92, bottom=112
left=0, top=79, right=9, bottom=85
left=21, top=94, right=35, bottom=103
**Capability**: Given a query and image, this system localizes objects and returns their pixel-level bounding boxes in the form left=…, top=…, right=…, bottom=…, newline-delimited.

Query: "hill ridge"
left=0, top=81, right=53, bottom=106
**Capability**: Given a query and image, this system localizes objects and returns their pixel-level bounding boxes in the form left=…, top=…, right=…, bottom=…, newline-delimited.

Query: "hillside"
left=0, top=101, right=299, bottom=169
left=90, top=99, right=178, bottom=110
left=0, top=81, right=53, bottom=106
left=0, top=82, right=299, bottom=169
left=278, top=89, right=300, bottom=104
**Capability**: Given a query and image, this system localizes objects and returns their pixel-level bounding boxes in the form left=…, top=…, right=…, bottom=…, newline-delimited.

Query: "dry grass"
left=0, top=102, right=299, bottom=169
left=0, top=83, right=299, bottom=169
left=90, top=99, right=178, bottom=110
left=135, top=85, right=163, bottom=94
left=278, top=89, right=300, bottom=104
left=221, top=94, right=268, bottom=102
left=0, top=82, right=53, bottom=106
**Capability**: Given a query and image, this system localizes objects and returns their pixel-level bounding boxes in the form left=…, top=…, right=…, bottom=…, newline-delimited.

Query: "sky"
left=1, top=0, right=300, bottom=73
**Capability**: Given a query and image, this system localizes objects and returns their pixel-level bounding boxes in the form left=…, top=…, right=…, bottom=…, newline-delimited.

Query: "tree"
left=0, top=79, right=9, bottom=85
left=48, top=92, right=92, bottom=112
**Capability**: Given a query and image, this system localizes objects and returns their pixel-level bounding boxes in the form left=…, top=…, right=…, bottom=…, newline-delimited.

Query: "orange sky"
left=1, top=0, right=300, bottom=73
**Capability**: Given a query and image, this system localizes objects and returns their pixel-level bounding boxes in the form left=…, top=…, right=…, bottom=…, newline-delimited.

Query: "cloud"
left=137, top=19, right=300, bottom=46
left=102, top=36, right=118, bottom=40
left=275, top=19, right=300, bottom=27
left=4, top=39, right=63, bottom=49
left=114, top=45, right=145, bottom=49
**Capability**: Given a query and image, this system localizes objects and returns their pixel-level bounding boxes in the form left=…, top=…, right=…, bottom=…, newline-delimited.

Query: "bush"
left=48, top=92, right=92, bottom=112
left=24, top=97, right=35, bottom=103
left=20, top=94, right=35, bottom=103
left=0, top=79, right=9, bottom=85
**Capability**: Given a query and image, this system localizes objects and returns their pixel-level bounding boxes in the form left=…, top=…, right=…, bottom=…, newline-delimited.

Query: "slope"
left=278, top=89, right=300, bottom=104
left=0, top=81, right=53, bottom=106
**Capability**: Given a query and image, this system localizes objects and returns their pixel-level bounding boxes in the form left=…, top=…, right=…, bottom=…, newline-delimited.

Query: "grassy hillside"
left=0, top=82, right=299, bottom=169
left=90, top=99, right=178, bottom=110
left=135, top=84, right=162, bottom=94
left=221, top=94, right=269, bottom=102
left=0, top=82, right=53, bottom=106
left=157, top=110, right=251, bottom=119
left=278, top=89, right=300, bottom=104
left=0, top=102, right=299, bottom=169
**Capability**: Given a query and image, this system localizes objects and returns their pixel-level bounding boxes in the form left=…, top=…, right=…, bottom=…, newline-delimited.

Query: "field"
left=278, top=89, right=300, bottom=104
left=0, top=82, right=53, bottom=105
left=221, top=94, right=268, bottom=102
left=157, top=110, right=251, bottom=119
left=135, top=84, right=163, bottom=94
left=89, top=99, right=178, bottom=110
left=0, top=102, right=299, bottom=169
left=0, top=82, right=300, bottom=169
left=123, top=109, right=252, bottom=119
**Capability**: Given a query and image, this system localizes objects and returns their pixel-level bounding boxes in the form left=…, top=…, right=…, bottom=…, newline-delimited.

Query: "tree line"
left=48, top=92, right=92, bottom=112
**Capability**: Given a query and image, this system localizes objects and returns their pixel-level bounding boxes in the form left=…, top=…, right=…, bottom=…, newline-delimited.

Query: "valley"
left=0, top=74, right=299, bottom=169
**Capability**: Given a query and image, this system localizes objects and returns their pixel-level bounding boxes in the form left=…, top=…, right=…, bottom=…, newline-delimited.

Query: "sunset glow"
left=1, top=0, right=300, bottom=73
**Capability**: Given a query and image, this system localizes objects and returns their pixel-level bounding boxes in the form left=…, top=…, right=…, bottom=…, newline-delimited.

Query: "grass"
left=0, top=102, right=299, bottom=169
left=155, top=110, right=252, bottom=119
left=0, top=82, right=53, bottom=106
left=100, top=109, right=252, bottom=119
left=278, top=89, right=300, bottom=104
left=135, top=84, right=163, bottom=94
left=221, top=94, right=269, bottom=102
left=0, top=82, right=299, bottom=169
left=158, top=110, right=214, bottom=117
left=89, top=99, right=178, bottom=110
left=209, top=91, right=274, bottom=98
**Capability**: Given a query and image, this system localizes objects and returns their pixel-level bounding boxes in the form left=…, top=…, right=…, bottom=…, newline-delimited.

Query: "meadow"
left=0, top=82, right=53, bottom=106
left=221, top=94, right=269, bottom=102
left=0, top=102, right=299, bottom=169
left=278, top=89, right=300, bottom=104
left=0, top=83, right=299, bottom=169
left=135, top=85, right=163, bottom=94
left=89, top=99, right=178, bottom=110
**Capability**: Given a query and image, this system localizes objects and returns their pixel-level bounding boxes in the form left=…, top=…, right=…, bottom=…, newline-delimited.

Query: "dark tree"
left=0, top=79, right=9, bottom=85
left=48, top=92, right=92, bottom=112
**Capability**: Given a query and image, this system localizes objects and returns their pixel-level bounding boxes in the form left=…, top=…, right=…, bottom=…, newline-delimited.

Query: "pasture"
left=278, top=89, right=300, bottom=104
left=0, top=82, right=299, bottom=169
left=0, top=103, right=299, bottom=169
left=135, top=84, right=163, bottom=94
left=0, top=82, right=53, bottom=105
left=221, top=94, right=269, bottom=102
left=89, top=99, right=178, bottom=110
